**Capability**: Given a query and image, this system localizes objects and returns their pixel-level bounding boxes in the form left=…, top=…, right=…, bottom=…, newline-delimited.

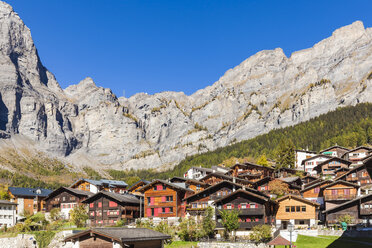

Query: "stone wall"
left=197, top=242, right=268, bottom=248
left=0, top=234, right=36, bottom=248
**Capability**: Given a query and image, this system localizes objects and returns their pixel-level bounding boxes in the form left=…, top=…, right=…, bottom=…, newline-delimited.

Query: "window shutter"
left=231, top=204, right=234, bottom=209
left=223, top=204, right=227, bottom=209
left=238, top=204, right=241, bottom=209
left=256, top=204, right=258, bottom=208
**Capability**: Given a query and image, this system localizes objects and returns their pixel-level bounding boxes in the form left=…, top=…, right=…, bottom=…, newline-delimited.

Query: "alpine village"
left=0, top=1, right=372, bottom=248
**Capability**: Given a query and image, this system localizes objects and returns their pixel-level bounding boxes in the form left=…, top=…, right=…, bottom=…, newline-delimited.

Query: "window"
left=352, top=173, right=357, bottom=178
left=314, top=187, right=320, bottom=193
left=285, top=206, right=290, bottom=212
left=89, top=203, right=94, bottom=208
left=192, top=203, right=197, bottom=208
left=153, top=186, right=157, bottom=191
left=163, top=185, right=167, bottom=190
left=169, top=207, right=173, bottom=213
left=98, top=202, right=102, bottom=207
left=166, top=196, right=173, bottom=202
left=147, top=197, right=151, bottom=206
left=344, top=189, right=350, bottom=195
left=151, top=208, right=155, bottom=216
left=250, top=204, right=256, bottom=209
left=291, top=206, right=295, bottom=212
left=302, top=206, right=306, bottom=212
left=332, top=189, right=337, bottom=195
left=109, top=201, right=118, bottom=207
left=62, top=197, right=65, bottom=201
left=296, top=206, right=300, bottom=212
left=226, top=204, right=232, bottom=209
left=70, top=196, right=75, bottom=201
left=241, top=203, right=247, bottom=209
left=162, top=207, right=166, bottom=213
left=196, top=185, right=201, bottom=191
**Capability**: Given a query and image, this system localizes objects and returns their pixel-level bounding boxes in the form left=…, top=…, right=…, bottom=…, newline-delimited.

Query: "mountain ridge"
left=0, top=1, right=371, bottom=172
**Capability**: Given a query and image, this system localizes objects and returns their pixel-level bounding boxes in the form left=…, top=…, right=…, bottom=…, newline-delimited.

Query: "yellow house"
left=275, top=194, right=319, bottom=229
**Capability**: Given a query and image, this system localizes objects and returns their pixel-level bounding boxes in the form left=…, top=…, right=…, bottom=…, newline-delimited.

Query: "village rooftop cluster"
left=1, top=145, right=372, bottom=245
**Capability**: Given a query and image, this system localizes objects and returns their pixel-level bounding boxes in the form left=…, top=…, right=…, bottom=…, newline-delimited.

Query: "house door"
left=282, top=220, right=288, bottom=230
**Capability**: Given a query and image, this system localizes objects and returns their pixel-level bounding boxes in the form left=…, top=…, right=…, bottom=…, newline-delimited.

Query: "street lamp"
left=288, top=222, right=295, bottom=248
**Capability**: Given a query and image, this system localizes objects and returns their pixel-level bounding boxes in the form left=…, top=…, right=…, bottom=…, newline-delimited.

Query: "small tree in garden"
left=50, top=208, right=62, bottom=222
left=268, top=179, right=289, bottom=197
left=69, top=205, right=88, bottom=227
left=202, top=207, right=216, bottom=239
left=249, top=224, right=272, bottom=243
left=178, top=218, right=203, bottom=241
left=219, top=209, right=240, bottom=240
left=338, top=214, right=354, bottom=224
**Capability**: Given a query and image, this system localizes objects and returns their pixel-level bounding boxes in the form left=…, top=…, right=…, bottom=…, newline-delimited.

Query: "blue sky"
left=6, top=0, right=372, bottom=97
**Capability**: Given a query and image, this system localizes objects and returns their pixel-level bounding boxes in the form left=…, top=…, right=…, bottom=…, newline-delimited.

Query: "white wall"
left=0, top=204, right=17, bottom=227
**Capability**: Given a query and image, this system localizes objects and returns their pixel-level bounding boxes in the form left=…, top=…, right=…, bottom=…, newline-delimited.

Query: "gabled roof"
left=323, top=193, right=372, bottom=213
left=268, top=235, right=291, bottom=246
left=343, top=146, right=372, bottom=154
left=214, top=189, right=275, bottom=204
left=83, top=191, right=140, bottom=204
left=64, top=228, right=171, bottom=243
left=184, top=180, right=269, bottom=202
left=70, top=178, right=128, bottom=188
left=320, top=180, right=360, bottom=190
left=229, top=162, right=275, bottom=171
left=127, top=179, right=151, bottom=192
left=295, top=149, right=317, bottom=154
left=276, top=194, right=320, bottom=206
left=45, top=187, right=94, bottom=201
left=169, top=177, right=187, bottom=183
left=8, top=187, right=52, bottom=197
left=252, top=176, right=273, bottom=187
left=316, top=157, right=352, bottom=167
left=189, top=167, right=214, bottom=173
left=137, top=179, right=193, bottom=193
left=320, top=145, right=350, bottom=154
left=278, top=177, right=300, bottom=183
left=301, top=154, right=332, bottom=165
left=300, top=180, right=332, bottom=192
left=200, top=172, right=253, bottom=185
left=333, top=162, right=371, bottom=182
left=303, top=178, right=324, bottom=188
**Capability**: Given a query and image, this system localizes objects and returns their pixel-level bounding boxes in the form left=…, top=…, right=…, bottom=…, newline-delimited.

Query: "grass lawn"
left=165, top=241, right=198, bottom=248
left=277, top=235, right=372, bottom=248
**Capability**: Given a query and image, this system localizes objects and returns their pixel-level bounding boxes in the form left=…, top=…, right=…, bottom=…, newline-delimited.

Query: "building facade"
left=0, top=200, right=17, bottom=228
left=8, top=187, right=52, bottom=215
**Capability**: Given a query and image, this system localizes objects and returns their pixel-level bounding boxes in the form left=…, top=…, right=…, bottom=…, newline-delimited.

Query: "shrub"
left=249, top=225, right=272, bottom=243
left=338, top=214, right=354, bottom=224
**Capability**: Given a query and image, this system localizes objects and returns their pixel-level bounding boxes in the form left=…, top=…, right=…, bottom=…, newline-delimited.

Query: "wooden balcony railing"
left=324, top=194, right=356, bottom=201
left=360, top=209, right=372, bottom=215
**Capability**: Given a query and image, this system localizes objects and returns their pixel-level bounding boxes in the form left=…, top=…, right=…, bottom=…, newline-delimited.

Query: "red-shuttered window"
left=109, top=201, right=118, bottom=207
left=98, top=202, right=102, bottom=207
left=89, top=203, right=94, bottom=208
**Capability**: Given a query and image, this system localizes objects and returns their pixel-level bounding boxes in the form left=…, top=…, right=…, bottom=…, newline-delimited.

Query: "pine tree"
left=257, top=154, right=269, bottom=167
left=275, top=139, right=295, bottom=168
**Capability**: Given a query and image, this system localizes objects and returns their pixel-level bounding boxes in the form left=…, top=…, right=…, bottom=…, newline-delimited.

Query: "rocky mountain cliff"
left=0, top=1, right=371, bottom=172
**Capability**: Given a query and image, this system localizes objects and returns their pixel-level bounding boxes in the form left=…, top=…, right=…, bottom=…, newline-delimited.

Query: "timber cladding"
left=276, top=197, right=317, bottom=220
left=88, top=195, right=140, bottom=226
left=79, top=234, right=113, bottom=248
left=144, top=184, right=183, bottom=217
left=45, top=191, right=86, bottom=212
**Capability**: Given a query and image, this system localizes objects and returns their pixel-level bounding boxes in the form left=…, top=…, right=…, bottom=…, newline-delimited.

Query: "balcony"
left=324, top=194, right=356, bottom=201
left=360, top=209, right=372, bottom=215
left=216, top=208, right=264, bottom=216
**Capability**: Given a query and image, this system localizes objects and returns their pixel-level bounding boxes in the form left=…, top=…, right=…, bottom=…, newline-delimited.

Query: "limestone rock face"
left=0, top=1, right=371, bottom=171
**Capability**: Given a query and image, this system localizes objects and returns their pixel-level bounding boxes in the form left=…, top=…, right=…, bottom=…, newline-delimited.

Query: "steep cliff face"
left=0, top=1, right=371, bottom=171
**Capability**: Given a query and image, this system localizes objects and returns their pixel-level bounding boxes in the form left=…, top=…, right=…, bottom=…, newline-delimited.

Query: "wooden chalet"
left=83, top=191, right=141, bottom=226
left=313, top=157, right=352, bottom=178
left=137, top=180, right=193, bottom=218
left=253, top=177, right=272, bottom=195
left=45, top=187, right=94, bottom=218
left=321, top=180, right=360, bottom=211
left=335, top=167, right=350, bottom=177
left=228, top=163, right=274, bottom=182
left=64, top=227, right=171, bottom=248
left=320, top=145, right=350, bottom=158
left=127, top=179, right=150, bottom=196
left=214, top=190, right=277, bottom=230
left=199, top=172, right=253, bottom=187
left=334, top=160, right=372, bottom=186
left=8, top=187, right=52, bottom=215
left=301, top=180, right=332, bottom=207
left=342, top=146, right=372, bottom=165
left=70, top=179, right=128, bottom=194
left=275, top=195, right=320, bottom=229
left=183, top=180, right=267, bottom=216
left=323, top=193, right=372, bottom=226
